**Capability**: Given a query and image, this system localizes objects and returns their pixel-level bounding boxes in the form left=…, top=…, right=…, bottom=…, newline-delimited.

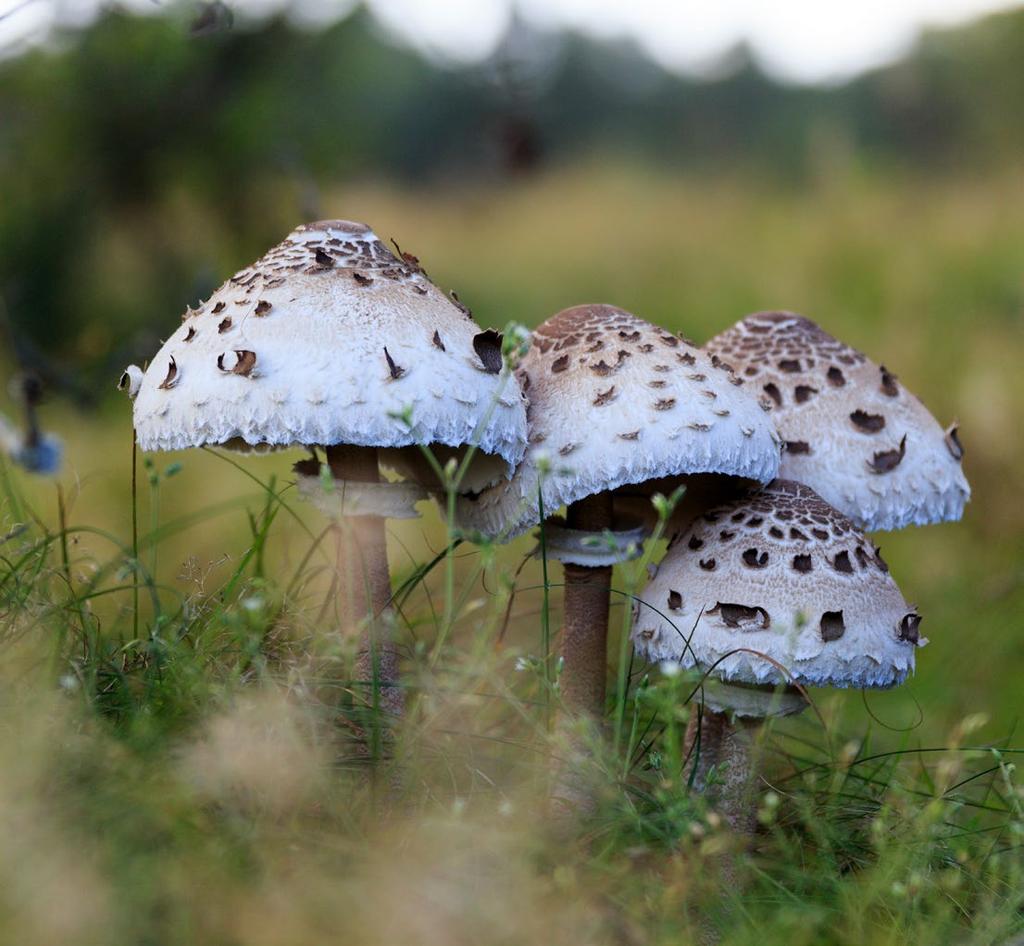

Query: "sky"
left=1, top=0, right=1022, bottom=82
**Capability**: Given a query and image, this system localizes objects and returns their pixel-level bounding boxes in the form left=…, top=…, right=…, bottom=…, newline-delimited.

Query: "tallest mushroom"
left=129, top=220, right=527, bottom=719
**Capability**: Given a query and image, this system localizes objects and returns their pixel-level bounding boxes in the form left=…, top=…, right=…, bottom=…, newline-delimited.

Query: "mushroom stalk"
left=559, top=492, right=614, bottom=718
left=684, top=708, right=760, bottom=835
left=326, top=444, right=403, bottom=720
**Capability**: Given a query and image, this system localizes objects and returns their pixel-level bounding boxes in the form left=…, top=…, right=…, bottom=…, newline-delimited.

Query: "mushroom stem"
left=560, top=492, right=614, bottom=718
left=326, top=444, right=403, bottom=721
left=684, top=708, right=760, bottom=835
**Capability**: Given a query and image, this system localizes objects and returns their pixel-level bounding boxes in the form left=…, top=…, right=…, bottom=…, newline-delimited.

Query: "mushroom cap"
left=706, top=311, right=969, bottom=531
left=457, top=304, right=781, bottom=539
left=632, top=480, right=923, bottom=689
left=132, top=221, right=528, bottom=479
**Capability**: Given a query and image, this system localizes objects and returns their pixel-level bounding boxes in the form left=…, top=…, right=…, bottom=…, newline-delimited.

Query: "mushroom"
left=129, top=220, right=528, bottom=720
left=705, top=311, right=970, bottom=530
left=632, top=479, right=923, bottom=832
left=458, top=304, right=781, bottom=722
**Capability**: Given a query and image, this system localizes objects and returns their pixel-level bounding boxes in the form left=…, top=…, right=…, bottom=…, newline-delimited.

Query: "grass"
left=1, top=161, right=1023, bottom=944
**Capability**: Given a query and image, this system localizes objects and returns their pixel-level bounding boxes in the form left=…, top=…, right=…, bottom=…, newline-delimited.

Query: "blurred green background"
left=2, top=1, right=1023, bottom=738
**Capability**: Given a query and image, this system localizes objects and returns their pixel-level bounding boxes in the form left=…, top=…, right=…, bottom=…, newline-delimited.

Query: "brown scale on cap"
left=158, top=357, right=179, bottom=390
left=899, top=612, right=923, bottom=643
left=868, top=435, right=907, bottom=474
left=880, top=367, right=899, bottom=397
left=383, top=347, right=405, bottom=380
left=708, top=602, right=770, bottom=630
left=945, top=424, right=964, bottom=460
left=742, top=548, right=769, bottom=568
left=217, top=350, right=256, bottom=377
left=473, top=330, right=503, bottom=374
left=850, top=409, right=885, bottom=433
left=820, top=610, right=845, bottom=641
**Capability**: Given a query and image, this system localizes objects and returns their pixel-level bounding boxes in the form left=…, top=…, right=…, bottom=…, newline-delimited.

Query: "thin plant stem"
left=612, top=570, right=636, bottom=758
left=149, top=468, right=159, bottom=599
left=55, top=483, right=76, bottom=659
left=442, top=482, right=457, bottom=647
left=131, top=429, right=139, bottom=642
left=537, top=484, right=551, bottom=733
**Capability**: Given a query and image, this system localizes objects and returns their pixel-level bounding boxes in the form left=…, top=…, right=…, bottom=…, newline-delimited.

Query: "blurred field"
left=11, top=160, right=1024, bottom=721
left=2, top=161, right=1024, bottom=944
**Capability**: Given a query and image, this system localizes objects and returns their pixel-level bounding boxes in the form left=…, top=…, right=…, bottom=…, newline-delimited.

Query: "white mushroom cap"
left=457, top=304, right=781, bottom=538
left=632, top=480, right=924, bottom=689
left=131, top=221, right=528, bottom=481
left=706, top=312, right=970, bottom=531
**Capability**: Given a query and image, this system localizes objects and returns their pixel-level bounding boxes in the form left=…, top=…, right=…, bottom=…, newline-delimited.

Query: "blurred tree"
left=0, top=2, right=1022, bottom=391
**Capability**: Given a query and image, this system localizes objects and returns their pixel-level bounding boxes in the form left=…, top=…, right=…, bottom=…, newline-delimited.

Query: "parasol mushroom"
left=632, top=479, right=923, bottom=831
left=126, top=219, right=527, bottom=721
left=459, top=303, right=781, bottom=722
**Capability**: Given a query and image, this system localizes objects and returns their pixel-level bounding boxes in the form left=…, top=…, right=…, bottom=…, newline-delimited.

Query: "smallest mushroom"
left=632, top=479, right=923, bottom=832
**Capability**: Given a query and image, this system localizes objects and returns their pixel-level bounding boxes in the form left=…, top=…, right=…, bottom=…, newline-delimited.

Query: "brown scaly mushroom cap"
left=705, top=311, right=969, bottom=531
left=633, top=480, right=924, bottom=689
left=130, top=221, right=527, bottom=491
left=457, top=304, right=781, bottom=539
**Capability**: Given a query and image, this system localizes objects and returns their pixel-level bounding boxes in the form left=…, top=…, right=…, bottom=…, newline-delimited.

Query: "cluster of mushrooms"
left=122, top=219, right=970, bottom=825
